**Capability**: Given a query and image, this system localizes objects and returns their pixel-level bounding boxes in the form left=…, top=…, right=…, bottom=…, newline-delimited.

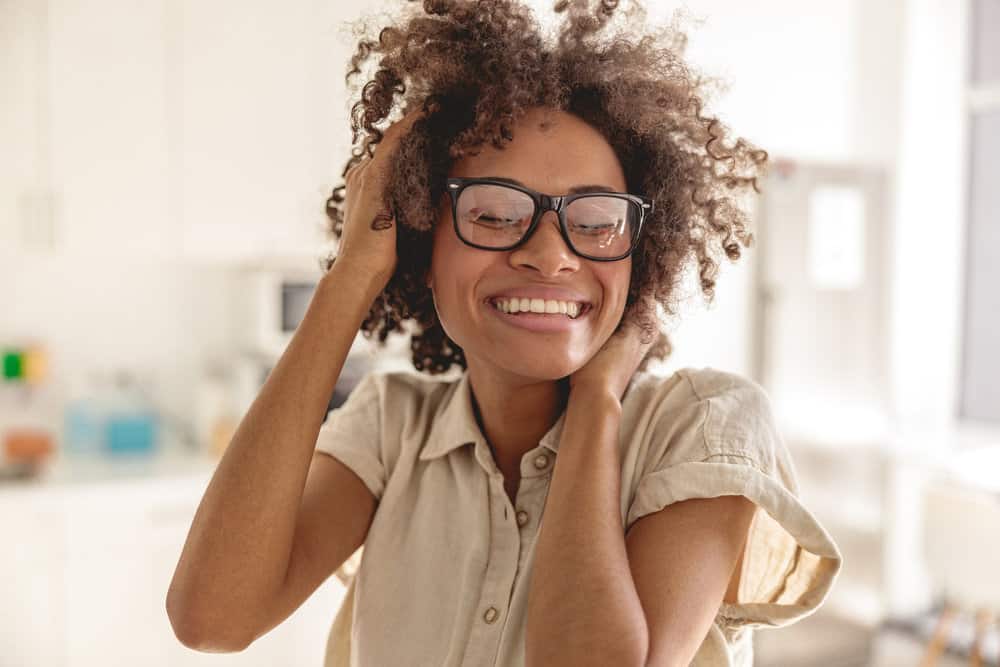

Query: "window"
left=959, top=0, right=1000, bottom=421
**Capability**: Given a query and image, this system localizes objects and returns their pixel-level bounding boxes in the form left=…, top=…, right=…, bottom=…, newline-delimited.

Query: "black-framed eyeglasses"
left=445, top=177, right=654, bottom=262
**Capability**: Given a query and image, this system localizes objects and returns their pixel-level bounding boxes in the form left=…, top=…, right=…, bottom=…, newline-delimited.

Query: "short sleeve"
left=625, top=369, right=842, bottom=630
left=315, top=371, right=386, bottom=500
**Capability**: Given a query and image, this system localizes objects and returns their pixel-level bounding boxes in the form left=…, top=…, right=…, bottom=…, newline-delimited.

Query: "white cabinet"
left=170, top=0, right=376, bottom=264
left=0, top=462, right=348, bottom=667
left=0, top=0, right=49, bottom=255
left=0, top=0, right=151, bottom=257
left=61, top=477, right=201, bottom=665
left=0, top=492, right=68, bottom=666
left=172, top=0, right=338, bottom=263
left=18, top=0, right=363, bottom=264
left=46, top=0, right=173, bottom=258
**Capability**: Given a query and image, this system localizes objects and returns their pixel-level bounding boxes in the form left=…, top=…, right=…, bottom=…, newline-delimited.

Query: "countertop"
left=0, top=443, right=219, bottom=496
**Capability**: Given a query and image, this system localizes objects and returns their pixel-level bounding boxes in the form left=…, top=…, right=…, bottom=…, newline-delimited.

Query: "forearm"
left=166, top=262, right=383, bottom=647
left=525, top=388, right=648, bottom=667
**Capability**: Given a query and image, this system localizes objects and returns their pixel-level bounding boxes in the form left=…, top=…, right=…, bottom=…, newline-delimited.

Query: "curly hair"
left=321, top=0, right=767, bottom=375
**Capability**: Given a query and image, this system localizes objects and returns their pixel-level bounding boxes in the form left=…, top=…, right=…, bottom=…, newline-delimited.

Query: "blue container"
left=104, top=411, right=159, bottom=456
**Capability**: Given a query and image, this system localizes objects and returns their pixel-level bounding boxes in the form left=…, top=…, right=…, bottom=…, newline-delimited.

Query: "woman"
left=167, top=1, right=842, bottom=665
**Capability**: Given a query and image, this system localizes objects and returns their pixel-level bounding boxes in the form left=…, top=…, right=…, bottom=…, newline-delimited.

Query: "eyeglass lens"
left=454, top=184, right=637, bottom=258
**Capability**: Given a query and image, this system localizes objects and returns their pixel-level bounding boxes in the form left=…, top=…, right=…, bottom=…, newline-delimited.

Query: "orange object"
left=22, top=345, right=49, bottom=383
left=2, top=428, right=55, bottom=464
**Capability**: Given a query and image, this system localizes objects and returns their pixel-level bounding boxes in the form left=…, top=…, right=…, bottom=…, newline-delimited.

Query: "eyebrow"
left=486, top=176, right=621, bottom=195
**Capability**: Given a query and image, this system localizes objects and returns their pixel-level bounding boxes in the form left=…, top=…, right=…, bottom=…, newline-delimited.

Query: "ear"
left=424, top=268, right=433, bottom=289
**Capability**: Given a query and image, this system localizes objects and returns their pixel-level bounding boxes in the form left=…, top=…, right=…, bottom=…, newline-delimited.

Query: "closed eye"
left=473, top=213, right=520, bottom=228
left=572, top=221, right=621, bottom=235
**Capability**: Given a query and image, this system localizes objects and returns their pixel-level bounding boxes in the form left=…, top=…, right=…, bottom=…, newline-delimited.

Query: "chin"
left=488, top=353, right=585, bottom=383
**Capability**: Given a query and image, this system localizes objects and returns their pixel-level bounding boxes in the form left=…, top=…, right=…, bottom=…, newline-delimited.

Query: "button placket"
left=460, top=468, right=520, bottom=664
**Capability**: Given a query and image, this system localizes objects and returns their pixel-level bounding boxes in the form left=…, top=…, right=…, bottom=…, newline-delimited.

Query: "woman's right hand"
left=336, top=108, right=425, bottom=288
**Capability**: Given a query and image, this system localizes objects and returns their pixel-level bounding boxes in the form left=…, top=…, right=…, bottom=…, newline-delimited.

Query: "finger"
left=348, top=108, right=425, bottom=196
left=384, top=106, right=426, bottom=138
left=345, top=155, right=373, bottom=182
left=371, top=108, right=426, bottom=163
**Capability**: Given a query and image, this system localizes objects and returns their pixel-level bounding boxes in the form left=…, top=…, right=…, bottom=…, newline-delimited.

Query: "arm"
left=526, top=386, right=755, bottom=667
left=626, top=492, right=754, bottom=667
left=525, top=387, right=648, bottom=667
left=165, top=109, right=427, bottom=651
left=165, top=263, right=384, bottom=651
left=526, top=315, right=754, bottom=666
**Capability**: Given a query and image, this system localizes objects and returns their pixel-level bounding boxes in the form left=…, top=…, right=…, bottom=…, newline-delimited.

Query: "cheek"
left=427, top=217, right=459, bottom=289
left=599, top=262, right=632, bottom=314
left=426, top=230, right=484, bottom=331
left=428, top=224, right=463, bottom=289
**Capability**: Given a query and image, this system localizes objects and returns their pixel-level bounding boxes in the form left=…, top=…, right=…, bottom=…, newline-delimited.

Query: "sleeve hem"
left=626, top=459, right=842, bottom=628
left=315, top=439, right=385, bottom=500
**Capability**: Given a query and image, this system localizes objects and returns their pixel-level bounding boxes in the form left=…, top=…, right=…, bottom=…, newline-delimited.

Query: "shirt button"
left=516, top=510, right=529, bottom=527
left=533, top=454, right=550, bottom=470
left=483, top=607, right=500, bottom=624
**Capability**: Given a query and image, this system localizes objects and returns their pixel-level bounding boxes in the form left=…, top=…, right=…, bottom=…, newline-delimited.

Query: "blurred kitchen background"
left=1, top=0, right=997, bottom=665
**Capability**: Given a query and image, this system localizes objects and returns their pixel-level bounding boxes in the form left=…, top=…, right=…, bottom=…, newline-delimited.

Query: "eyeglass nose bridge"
left=534, top=193, right=571, bottom=224
left=532, top=193, right=565, bottom=220
left=513, top=196, right=580, bottom=272
left=526, top=194, right=572, bottom=245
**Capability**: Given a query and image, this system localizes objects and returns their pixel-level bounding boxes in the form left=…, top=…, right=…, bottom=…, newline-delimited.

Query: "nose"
left=508, top=211, right=580, bottom=277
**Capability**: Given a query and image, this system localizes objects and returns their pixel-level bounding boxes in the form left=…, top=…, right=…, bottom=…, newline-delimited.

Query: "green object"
left=2, top=349, right=22, bottom=379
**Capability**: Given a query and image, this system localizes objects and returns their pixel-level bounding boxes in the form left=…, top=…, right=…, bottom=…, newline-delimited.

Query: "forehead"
left=448, top=108, right=627, bottom=194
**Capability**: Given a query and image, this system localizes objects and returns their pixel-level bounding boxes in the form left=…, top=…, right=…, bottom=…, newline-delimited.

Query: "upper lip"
left=485, top=288, right=592, bottom=304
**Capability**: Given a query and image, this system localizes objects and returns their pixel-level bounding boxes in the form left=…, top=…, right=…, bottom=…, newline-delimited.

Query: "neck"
left=466, top=363, right=569, bottom=476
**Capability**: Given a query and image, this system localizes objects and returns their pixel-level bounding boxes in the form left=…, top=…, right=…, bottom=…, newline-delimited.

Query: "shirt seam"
left=702, top=451, right=766, bottom=475
left=677, top=369, right=715, bottom=461
left=678, top=368, right=707, bottom=402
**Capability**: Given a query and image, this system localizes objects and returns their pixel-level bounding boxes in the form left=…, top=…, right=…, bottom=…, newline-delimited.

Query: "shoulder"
left=625, top=366, right=771, bottom=423
left=627, top=366, right=766, bottom=402
left=623, top=367, right=780, bottom=471
left=677, top=367, right=777, bottom=451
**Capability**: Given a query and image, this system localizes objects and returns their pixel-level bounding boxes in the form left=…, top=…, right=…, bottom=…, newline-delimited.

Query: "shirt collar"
left=418, top=372, right=567, bottom=462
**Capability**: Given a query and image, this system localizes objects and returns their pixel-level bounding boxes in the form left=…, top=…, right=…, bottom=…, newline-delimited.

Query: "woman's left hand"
left=568, top=310, right=657, bottom=402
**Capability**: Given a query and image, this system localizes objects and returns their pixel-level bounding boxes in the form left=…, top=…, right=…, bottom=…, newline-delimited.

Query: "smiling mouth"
left=487, top=297, right=591, bottom=319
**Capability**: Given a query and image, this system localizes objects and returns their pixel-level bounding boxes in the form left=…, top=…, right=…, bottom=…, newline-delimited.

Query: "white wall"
left=646, top=0, right=907, bottom=377
left=2, top=0, right=969, bottom=435
left=628, top=0, right=967, bottom=448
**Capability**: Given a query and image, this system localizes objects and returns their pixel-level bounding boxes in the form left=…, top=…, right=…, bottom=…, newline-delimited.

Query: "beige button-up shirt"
left=315, top=367, right=842, bottom=666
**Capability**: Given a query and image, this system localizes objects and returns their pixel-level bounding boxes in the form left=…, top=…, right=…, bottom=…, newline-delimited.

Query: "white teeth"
left=490, top=297, right=586, bottom=319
